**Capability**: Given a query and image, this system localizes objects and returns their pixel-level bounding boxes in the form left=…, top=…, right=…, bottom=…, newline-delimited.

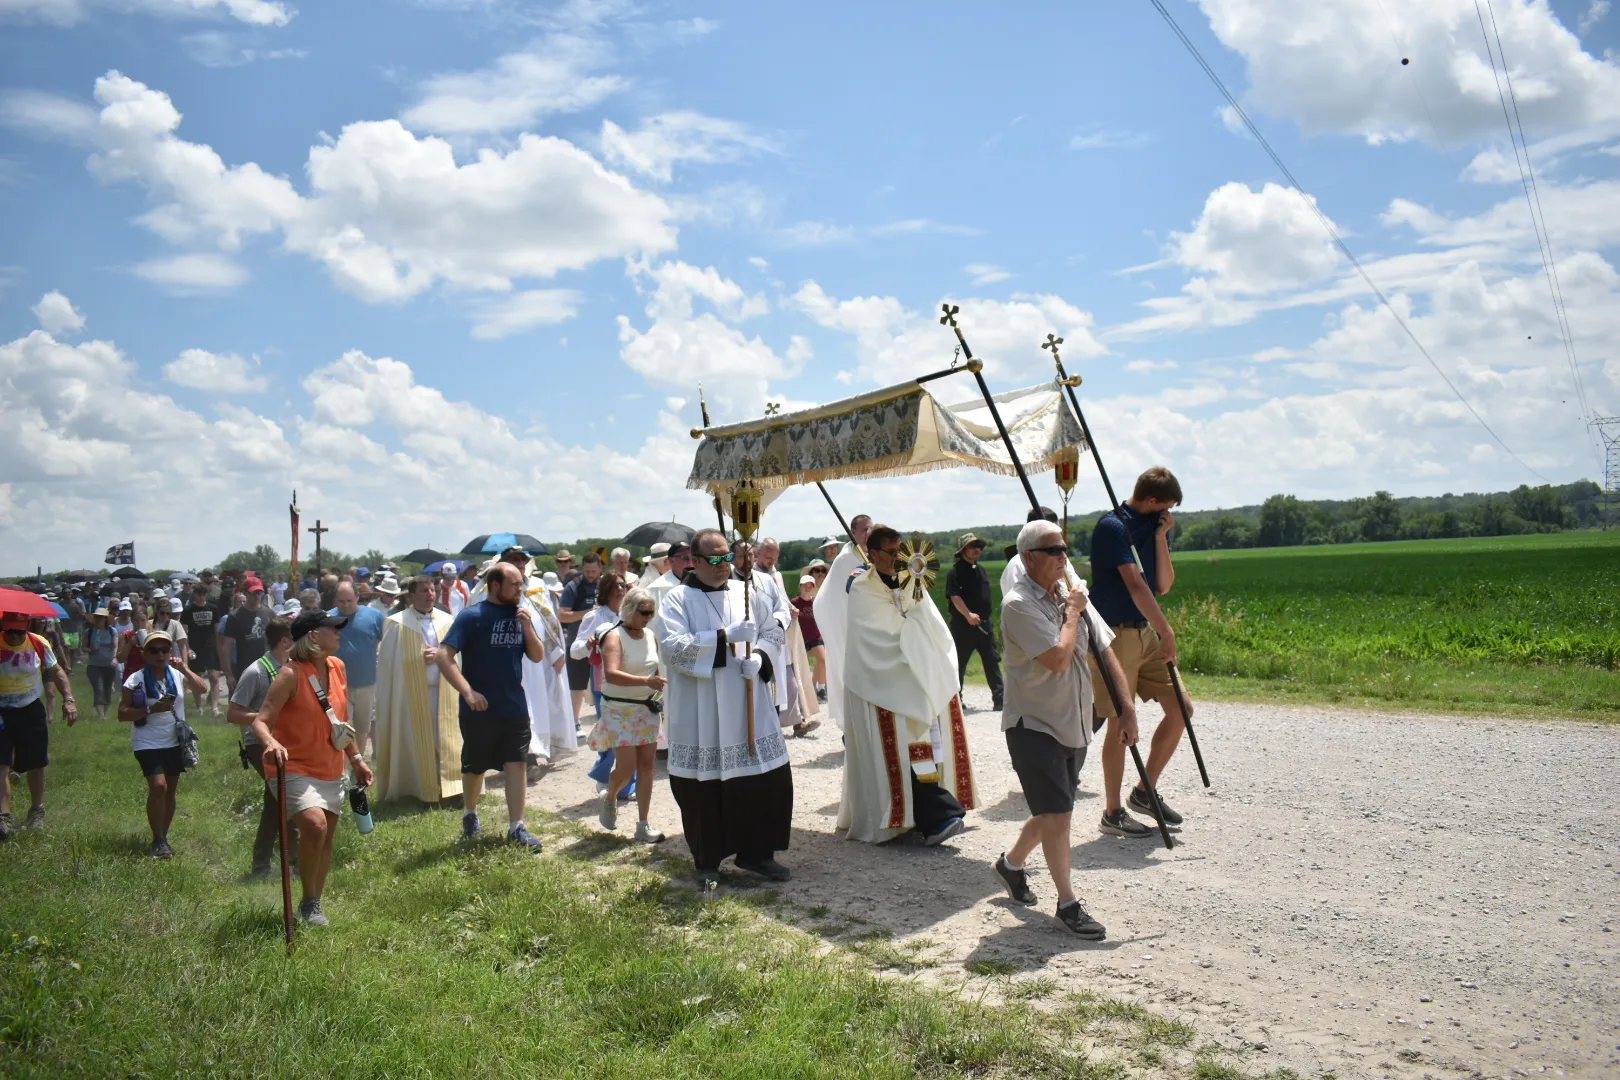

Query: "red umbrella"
left=0, top=586, right=60, bottom=619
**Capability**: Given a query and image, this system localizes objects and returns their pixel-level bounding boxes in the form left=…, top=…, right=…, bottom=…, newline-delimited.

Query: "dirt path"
left=526, top=694, right=1620, bottom=1079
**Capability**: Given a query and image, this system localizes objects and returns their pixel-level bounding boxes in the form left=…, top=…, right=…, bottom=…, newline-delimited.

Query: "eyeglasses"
left=1029, top=545, right=1069, bottom=557
left=701, top=552, right=735, bottom=566
left=875, top=548, right=902, bottom=560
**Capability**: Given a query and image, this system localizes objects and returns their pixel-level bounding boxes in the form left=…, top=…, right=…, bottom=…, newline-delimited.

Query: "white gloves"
left=737, top=653, right=762, bottom=680
left=724, top=620, right=757, bottom=645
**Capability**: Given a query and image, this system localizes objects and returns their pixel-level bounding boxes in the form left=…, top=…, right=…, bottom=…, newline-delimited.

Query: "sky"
left=2, top=0, right=1618, bottom=574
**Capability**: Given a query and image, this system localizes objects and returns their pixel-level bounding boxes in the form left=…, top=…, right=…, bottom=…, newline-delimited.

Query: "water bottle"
left=349, top=785, right=374, bottom=833
left=131, top=680, right=147, bottom=727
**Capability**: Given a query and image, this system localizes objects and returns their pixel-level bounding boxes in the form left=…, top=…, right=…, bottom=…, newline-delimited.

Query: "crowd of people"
left=1, top=466, right=1197, bottom=940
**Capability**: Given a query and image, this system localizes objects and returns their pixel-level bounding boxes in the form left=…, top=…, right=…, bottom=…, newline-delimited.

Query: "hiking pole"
left=276, top=760, right=295, bottom=953
left=945, top=306, right=1171, bottom=850
left=1043, top=333, right=1209, bottom=788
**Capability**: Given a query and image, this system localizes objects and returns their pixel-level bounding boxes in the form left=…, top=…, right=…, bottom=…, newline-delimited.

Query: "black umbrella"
left=622, top=521, right=696, bottom=548
left=460, top=533, right=550, bottom=557
left=403, top=548, right=448, bottom=565
left=110, top=566, right=147, bottom=579
left=56, top=569, right=105, bottom=581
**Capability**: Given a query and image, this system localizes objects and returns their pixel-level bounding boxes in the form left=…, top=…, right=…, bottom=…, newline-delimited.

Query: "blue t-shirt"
left=443, top=601, right=529, bottom=720
left=328, top=605, right=386, bottom=688
left=1088, top=506, right=1164, bottom=626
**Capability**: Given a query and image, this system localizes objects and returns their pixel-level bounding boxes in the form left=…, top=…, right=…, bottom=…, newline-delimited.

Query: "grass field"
left=0, top=673, right=1289, bottom=1079
left=790, top=531, right=1620, bottom=721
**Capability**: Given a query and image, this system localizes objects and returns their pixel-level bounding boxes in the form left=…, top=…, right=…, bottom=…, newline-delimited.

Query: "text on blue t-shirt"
left=1088, top=505, right=1164, bottom=626
left=443, top=601, right=529, bottom=720
left=328, top=605, right=386, bottom=688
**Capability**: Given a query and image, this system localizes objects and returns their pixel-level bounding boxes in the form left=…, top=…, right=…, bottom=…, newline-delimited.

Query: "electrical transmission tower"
left=1595, top=417, right=1620, bottom=529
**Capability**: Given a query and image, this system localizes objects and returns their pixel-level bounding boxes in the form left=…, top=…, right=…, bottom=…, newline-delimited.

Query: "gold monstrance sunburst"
left=896, top=531, right=940, bottom=603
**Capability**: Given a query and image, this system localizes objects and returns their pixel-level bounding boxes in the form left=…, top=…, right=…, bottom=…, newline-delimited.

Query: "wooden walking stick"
left=1045, top=332, right=1209, bottom=788
left=943, top=304, right=1174, bottom=848
left=276, top=759, right=295, bottom=952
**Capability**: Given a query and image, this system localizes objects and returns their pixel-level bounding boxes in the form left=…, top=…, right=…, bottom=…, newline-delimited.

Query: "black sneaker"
left=462, top=811, right=481, bottom=839
left=150, top=838, right=174, bottom=860
left=1099, top=808, right=1153, bottom=838
left=1128, top=785, right=1183, bottom=826
left=733, top=855, right=792, bottom=881
left=922, top=815, right=966, bottom=846
left=993, top=854, right=1038, bottom=906
left=1055, top=900, right=1106, bottom=940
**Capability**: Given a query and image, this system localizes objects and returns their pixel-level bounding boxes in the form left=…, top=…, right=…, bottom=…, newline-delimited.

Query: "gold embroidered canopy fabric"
left=687, top=377, right=1087, bottom=500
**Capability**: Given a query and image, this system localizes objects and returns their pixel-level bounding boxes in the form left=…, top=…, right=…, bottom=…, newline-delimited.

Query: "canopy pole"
left=816, top=481, right=852, bottom=538
left=1044, top=334, right=1207, bottom=790
left=938, top=304, right=1040, bottom=509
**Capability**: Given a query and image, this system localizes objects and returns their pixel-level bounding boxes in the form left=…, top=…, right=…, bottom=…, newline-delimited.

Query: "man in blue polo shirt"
left=329, top=582, right=386, bottom=755
left=1086, top=466, right=1196, bottom=838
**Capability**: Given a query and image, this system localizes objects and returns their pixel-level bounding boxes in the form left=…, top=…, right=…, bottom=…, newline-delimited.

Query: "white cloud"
left=790, top=283, right=1108, bottom=387
left=134, top=252, right=249, bottom=293
left=777, top=218, right=982, bottom=248
left=401, top=34, right=623, bottom=135
left=618, top=262, right=790, bottom=420
left=0, top=90, right=100, bottom=142
left=1579, top=0, right=1609, bottom=35
left=1193, top=0, right=1620, bottom=145
left=1067, top=127, right=1151, bottom=151
left=1171, top=181, right=1342, bottom=294
left=1124, top=359, right=1179, bottom=373
left=31, top=290, right=85, bottom=335
left=182, top=29, right=307, bottom=67
left=600, top=111, right=773, bottom=182
left=0, top=0, right=292, bottom=26
left=163, top=347, right=267, bottom=392
left=964, top=263, right=1012, bottom=286
left=469, top=289, right=581, bottom=341
left=14, top=72, right=676, bottom=318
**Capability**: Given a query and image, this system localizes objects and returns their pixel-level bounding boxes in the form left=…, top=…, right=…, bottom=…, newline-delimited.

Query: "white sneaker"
left=634, top=820, right=665, bottom=844
left=598, top=789, right=617, bottom=831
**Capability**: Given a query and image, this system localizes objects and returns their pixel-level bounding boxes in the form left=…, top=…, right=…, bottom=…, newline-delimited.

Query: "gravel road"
left=527, top=693, right=1620, bottom=1079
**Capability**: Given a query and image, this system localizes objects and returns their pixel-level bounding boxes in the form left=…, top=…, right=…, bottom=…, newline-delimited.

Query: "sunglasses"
left=1029, top=545, right=1069, bottom=557
left=701, top=552, right=735, bottom=566
left=634, top=606, right=656, bottom=617
left=144, top=644, right=172, bottom=654
left=809, top=567, right=827, bottom=576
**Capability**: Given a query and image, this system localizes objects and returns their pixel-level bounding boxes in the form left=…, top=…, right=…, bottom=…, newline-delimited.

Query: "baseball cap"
left=291, top=610, right=349, bottom=640
left=246, top=581, right=265, bottom=593
left=1, top=612, right=30, bottom=630
left=169, top=597, right=184, bottom=612
left=118, top=599, right=133, bottom=611
left=355, top=567, right=372, bottom=579
left=500, top=545, right=531, bottom=561
left=667, top=541, right=691, bottom=557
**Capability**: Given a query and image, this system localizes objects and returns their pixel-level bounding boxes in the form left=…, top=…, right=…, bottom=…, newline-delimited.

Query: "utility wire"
left=1477, top=0, right=1600, bottom=460
left=1144, top=0, right=1550, bottom=482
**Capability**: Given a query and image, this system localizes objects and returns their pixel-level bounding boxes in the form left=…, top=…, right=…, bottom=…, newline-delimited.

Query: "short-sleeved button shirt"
left=999, top=576, right=1093, bottom=749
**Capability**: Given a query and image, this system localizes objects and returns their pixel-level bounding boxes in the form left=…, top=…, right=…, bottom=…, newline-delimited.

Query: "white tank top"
left=605, top=625, right=658, bottom=701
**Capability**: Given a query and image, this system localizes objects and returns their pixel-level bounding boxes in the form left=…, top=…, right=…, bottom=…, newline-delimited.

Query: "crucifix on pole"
left=307, top=520, right=329, bottom=577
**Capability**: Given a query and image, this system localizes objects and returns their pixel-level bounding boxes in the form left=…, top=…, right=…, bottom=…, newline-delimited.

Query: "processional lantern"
left=730, top=479, right=762, bottom=542
left=1054, top=444, right=1081, bottom=540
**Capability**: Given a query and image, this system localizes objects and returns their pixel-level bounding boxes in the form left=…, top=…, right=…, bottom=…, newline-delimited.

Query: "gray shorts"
left=1005, top=721, right=1086, bottom=816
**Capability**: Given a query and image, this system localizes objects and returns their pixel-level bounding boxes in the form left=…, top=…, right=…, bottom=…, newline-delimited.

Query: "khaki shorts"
left=1086, top=625, right=1174, bottom=719
left=275, top=773, right=345, bottom=817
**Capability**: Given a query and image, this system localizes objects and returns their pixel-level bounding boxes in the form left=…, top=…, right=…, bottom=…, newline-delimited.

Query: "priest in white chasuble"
left=658, top=528, right=793, bottom=887
left=810, top=513, right=871, bottom=731
left=375, top=575, right=463, bottom=804
left=838, top=524, right=976, bottom=845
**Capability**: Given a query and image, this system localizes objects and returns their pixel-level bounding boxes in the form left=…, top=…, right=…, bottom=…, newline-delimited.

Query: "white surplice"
left=810, top=541, right=865, bottom=730
left=837, top=570, right=978, bottom=843
left=740, top=569, right=792, bottom=713
left=769, top=567, right=824, bottom=731
left=658, top=580, right=788, bottom=781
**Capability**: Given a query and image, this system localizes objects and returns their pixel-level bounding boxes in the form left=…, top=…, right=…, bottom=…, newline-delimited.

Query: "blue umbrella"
left=460, top=533, right=549, bottom=556
left=423, top=559, right=468, bottom=575
left=48, top=600, right=68, bottom=618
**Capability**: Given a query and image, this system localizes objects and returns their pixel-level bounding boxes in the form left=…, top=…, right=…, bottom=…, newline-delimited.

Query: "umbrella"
left=622, top=521, right=696, bottom=548
left=461, top=533, right=550, bottom=557
left=423, top=559, right=469, bottom=575
left=15, top=578, right=48, bottom=594
left=47, top=600, right=68, bottom=618
left=169, top=571, right=201, bottom=583
left=0, top=587, right=60, bottom=619
left=110, top=566, right=146, bottom=579
left=56, top=569, right=104, bottom=581
left=403, top=548, right=448, bottom=565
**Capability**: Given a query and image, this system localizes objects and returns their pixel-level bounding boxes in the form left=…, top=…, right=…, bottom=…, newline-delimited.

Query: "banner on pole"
left=104, top=542, right=135, bottom=565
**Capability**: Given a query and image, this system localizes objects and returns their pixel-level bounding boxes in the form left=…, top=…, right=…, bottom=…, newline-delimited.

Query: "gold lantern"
left=730, top=479, right=763, bottom=542
left=1054, top=445, right=1081, bottom=541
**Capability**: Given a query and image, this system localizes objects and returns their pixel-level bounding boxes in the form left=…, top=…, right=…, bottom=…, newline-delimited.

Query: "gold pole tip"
left=1061, top=374, right=1083, bottom=387
left=690, top=428, right=704, bottom=440
left=965, top=357, right=984, bottom=374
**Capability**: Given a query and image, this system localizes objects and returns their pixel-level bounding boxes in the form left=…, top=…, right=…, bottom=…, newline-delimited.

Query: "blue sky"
left=3, top=0, right=1618, bottom=573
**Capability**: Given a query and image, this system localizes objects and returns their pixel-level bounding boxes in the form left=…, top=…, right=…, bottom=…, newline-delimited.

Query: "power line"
left=1144, top=0, right=1550, bottom=482
left=1476, top=0, right=1600, bottom=461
